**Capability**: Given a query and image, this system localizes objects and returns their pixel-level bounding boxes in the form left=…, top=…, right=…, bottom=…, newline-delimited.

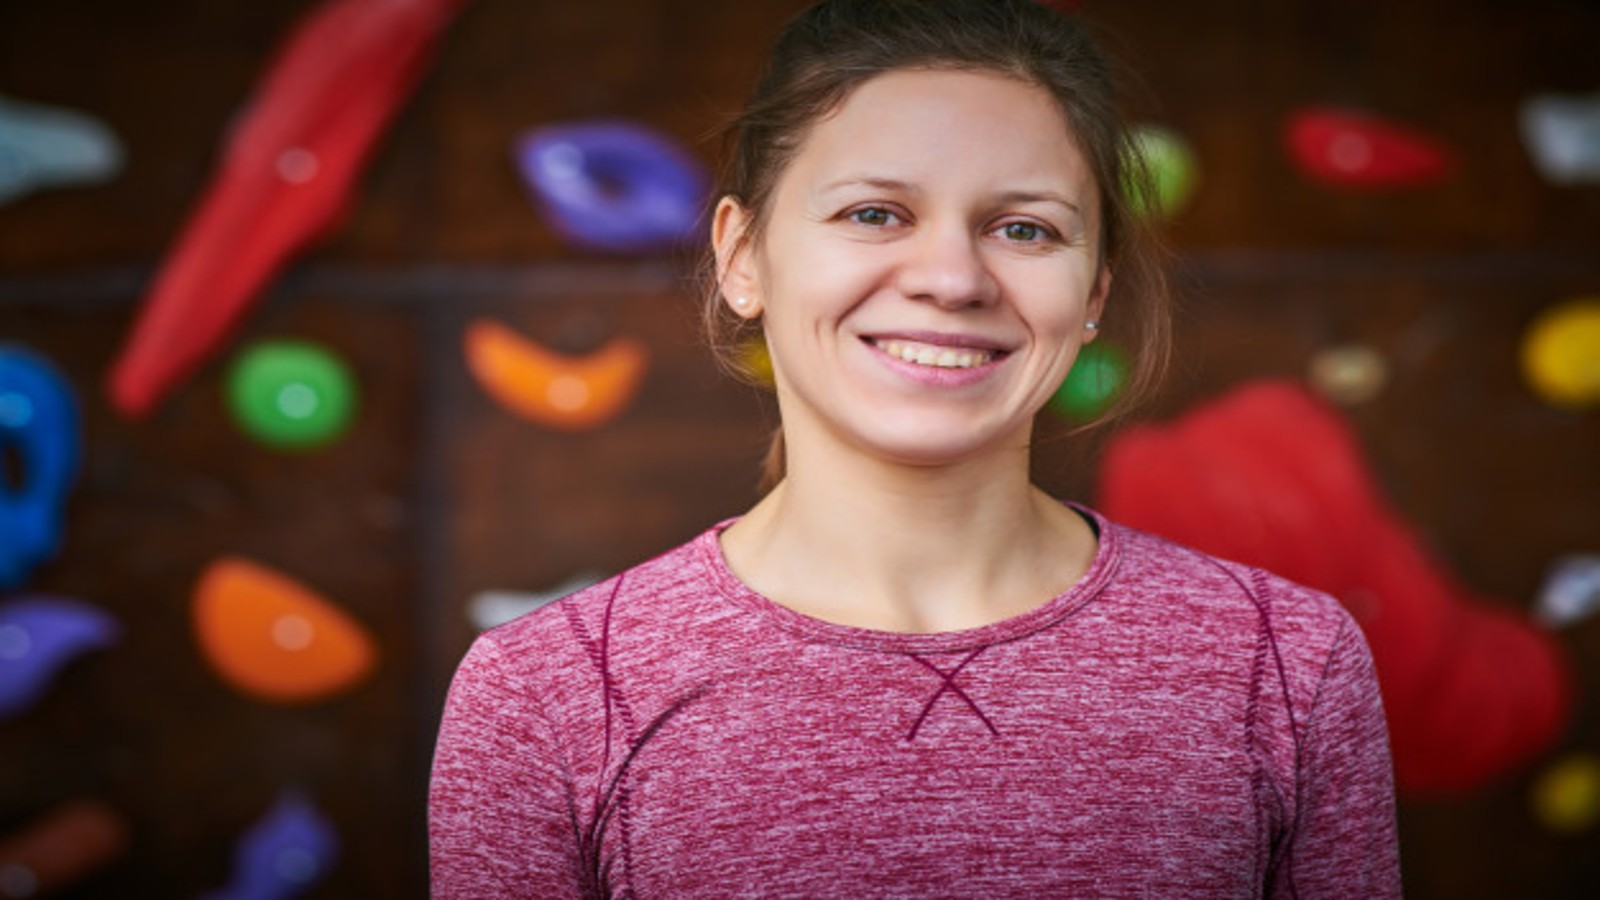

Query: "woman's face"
left=715, top=67, right=1109, bottom=470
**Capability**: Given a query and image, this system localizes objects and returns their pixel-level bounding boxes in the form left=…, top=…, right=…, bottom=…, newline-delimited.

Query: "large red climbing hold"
left=106, top=0, right=468, bottom=418
left=1097, top=380, right=1572, bottom=796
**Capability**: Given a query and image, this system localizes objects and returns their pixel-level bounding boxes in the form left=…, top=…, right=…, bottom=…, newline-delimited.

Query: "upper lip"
left=861, top=330, right=1013, bottom=353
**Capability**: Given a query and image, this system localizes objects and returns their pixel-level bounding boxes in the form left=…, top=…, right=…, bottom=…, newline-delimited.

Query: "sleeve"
left=1276, top=617, right=1403, bottom=899
left=429, top=634, right=584, bottom=899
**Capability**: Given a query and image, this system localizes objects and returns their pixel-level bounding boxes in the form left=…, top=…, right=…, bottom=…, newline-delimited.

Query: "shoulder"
left=480, top=528, right=713, bottom=647
left=457, top=526, right=732, bottom=693
left=1105, top=518, right=1354, bottom=637
left=1098, top=516, right=1368, bottom=704
left=1096, top=515, right=1386, bottom=788
left=443, top=524, right=749, bottom=756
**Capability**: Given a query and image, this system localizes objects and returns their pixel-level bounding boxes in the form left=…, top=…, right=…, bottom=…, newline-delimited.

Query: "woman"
left=430, top=1, right=1401, bottom=896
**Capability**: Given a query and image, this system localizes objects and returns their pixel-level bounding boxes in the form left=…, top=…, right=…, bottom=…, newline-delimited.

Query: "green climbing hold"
left=1050, top=342, right=1128, bottom=420
left=1126, top=124, right=1197, bottom=219
left=225, top=341, right=356, bottom=450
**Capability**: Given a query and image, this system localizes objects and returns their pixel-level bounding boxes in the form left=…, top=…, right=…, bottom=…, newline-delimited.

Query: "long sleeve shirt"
left=430, top=506, right=1402, bottom=898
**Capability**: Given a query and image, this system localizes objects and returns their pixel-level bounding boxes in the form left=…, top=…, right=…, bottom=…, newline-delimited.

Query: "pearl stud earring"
left=1085, top=320, right=1100, bottom=331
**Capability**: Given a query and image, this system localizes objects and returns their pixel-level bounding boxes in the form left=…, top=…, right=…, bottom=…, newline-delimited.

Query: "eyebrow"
left=994, top=190, right=1083, bottom=217
left=815, top=175, right=918, bottom=196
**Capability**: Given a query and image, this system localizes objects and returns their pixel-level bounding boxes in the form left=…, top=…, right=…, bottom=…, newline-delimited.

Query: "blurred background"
left=1, top=0, right=1597, bottom=896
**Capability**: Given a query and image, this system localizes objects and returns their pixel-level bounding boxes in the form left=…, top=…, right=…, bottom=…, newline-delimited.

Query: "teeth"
left=874, top=340, right=994, bottom=369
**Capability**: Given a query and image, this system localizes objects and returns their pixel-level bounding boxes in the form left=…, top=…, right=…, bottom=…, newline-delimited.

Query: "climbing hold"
left=1097, top=380, right=1574, bottom=795
left=206, top=789, right=338, bottom=900
left=1049, top=342, right=1127, bottom=420
left=468, top=572, right=603, bottom=631
left=0, top=345, right=81, bottom=590
left=1126, top=124, right=1198, bottom=218
left=1520, top=92, right=1600, bottom=185
left=464, top=319, right=648, bottom=431
left=0, top=94, right=124, bottom=205
left=1536, top=555, right=1600, bottom=628
left=1285, top=107, right=1456, bottom=189
left=192, top=557, right=376, bottom=704
left=0, top=597, right=119, bottom=720
left=224, top=340, right=357, bottom=450
left=514, top=121, right=708, bottom=253
left=1308, top=343, right=1389, bottom=405
left=102, top=0, right=467, bottom=420
left=1521, top=298, right=1600, bottom=409
left=0, top=800, right=129, bottom=897
left=1531, top=753, right=1600, bottom=834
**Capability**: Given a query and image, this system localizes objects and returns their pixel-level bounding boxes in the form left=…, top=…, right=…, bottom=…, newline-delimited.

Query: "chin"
left=850, top=423, right=1025, bottom=470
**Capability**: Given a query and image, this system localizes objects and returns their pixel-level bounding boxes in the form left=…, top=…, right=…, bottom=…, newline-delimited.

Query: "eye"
left=997, top=221, right=1050, bottom=243
left=846, top=206, right=899, bottom=227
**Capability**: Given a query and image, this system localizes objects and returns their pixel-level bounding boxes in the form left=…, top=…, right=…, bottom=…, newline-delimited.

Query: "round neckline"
left=695, top=502, right=1121, bottom=654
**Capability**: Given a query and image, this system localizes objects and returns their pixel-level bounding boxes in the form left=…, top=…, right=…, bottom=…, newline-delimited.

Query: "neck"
left=721, top=429, right=1096, bottom=633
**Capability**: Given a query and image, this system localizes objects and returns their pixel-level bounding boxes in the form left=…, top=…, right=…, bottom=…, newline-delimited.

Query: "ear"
left=712, top=195, right=763, bottom=319
left=1084, top=266, right=1112, bottom=343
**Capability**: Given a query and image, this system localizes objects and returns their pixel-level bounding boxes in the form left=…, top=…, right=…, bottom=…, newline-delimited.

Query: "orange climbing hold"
left=464, top=318, right=648, bottom=431
left=192, top=557, right=376, bottom=704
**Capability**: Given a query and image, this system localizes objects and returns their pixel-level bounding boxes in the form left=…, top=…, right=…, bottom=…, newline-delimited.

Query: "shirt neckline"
left=694, top=502, right=1121, bottom=654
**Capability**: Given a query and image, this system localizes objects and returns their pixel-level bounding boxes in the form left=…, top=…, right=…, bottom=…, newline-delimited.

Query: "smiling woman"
left=705, top=1, right=1173, bottom=493
left=714, top=68, right=1107, bottom=476
left=430, top=1, right=1402, bottom=897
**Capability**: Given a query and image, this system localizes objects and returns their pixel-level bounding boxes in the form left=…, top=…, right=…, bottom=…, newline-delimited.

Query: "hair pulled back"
left=703, top=0, right=1171, bottom=490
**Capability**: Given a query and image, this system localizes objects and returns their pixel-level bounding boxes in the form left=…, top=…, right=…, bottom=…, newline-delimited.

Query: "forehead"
left=785, top=67, right=1093, bottom=197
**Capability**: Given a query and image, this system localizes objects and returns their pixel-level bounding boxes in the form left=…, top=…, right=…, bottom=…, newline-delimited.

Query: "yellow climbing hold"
left=1531, top=752, right=1600, bottom=834
left=1522, top=298, right=1600, bottom=409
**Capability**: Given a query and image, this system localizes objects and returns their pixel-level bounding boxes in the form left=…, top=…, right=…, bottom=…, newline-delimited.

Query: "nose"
left=893, top=223, right=999, bottom=310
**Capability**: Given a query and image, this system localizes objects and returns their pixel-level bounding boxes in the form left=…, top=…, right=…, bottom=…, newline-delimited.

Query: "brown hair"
left=702, top=0, right=1171, bottom=491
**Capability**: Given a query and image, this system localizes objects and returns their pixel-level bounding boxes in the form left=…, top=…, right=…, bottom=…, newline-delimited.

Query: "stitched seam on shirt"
left=1244, top=568, right=1296, bottom=897
left=695, top=513, right=1125, bottom=655
left=563, top=576, right=639, bottom=897
left=1175, top=550, right=1303, bottom=898
left=904, top=647, right=1001, bottom=740
left=1248, top=566, right=1306, bottom=900
left=1243, top=589, right=1273, bottom=899
left=1298, top=617, right=1374, bottom=897
left=561, top=576, right=718, bottom=897
left=1303, top=615, right=1353, bottom=736
left=601, top=579, right=640, bottom=897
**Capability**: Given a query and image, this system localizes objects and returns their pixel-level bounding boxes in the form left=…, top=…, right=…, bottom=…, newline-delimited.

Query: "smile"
left=869, top=339, right=998, bottom=369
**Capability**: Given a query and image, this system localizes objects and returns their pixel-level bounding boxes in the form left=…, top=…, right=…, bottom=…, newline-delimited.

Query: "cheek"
left=1014, top=266, right=1097, bottom=330
left=762, top=239, right=883, bottom=320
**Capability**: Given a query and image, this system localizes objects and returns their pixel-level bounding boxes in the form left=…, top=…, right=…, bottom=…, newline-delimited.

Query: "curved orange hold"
left=464, top=318, right=649, bottom=431
left=193, top=557, right=376, bottom=704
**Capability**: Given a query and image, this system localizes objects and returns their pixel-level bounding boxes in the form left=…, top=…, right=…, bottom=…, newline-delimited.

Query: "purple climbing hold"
left=514, top=120, right=709, bottom=253
left=0, top=596, right=119, bottom=720
left=205, top=789, right=338, bottom=900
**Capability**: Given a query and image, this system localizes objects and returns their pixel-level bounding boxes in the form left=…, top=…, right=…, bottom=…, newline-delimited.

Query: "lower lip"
left=862, top=339, right=1007, bottom=388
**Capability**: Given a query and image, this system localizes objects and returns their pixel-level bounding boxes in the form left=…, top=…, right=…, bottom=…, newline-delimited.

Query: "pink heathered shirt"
left=430, top=507, right=1401, bottom=898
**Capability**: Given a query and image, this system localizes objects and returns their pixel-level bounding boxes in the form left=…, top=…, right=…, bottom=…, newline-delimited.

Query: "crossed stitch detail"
left=904, top=646, right=1000, bottom=741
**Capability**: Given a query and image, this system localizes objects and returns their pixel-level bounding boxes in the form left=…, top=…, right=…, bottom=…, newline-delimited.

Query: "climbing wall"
left=1, top=0, right=1596, bottom=896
